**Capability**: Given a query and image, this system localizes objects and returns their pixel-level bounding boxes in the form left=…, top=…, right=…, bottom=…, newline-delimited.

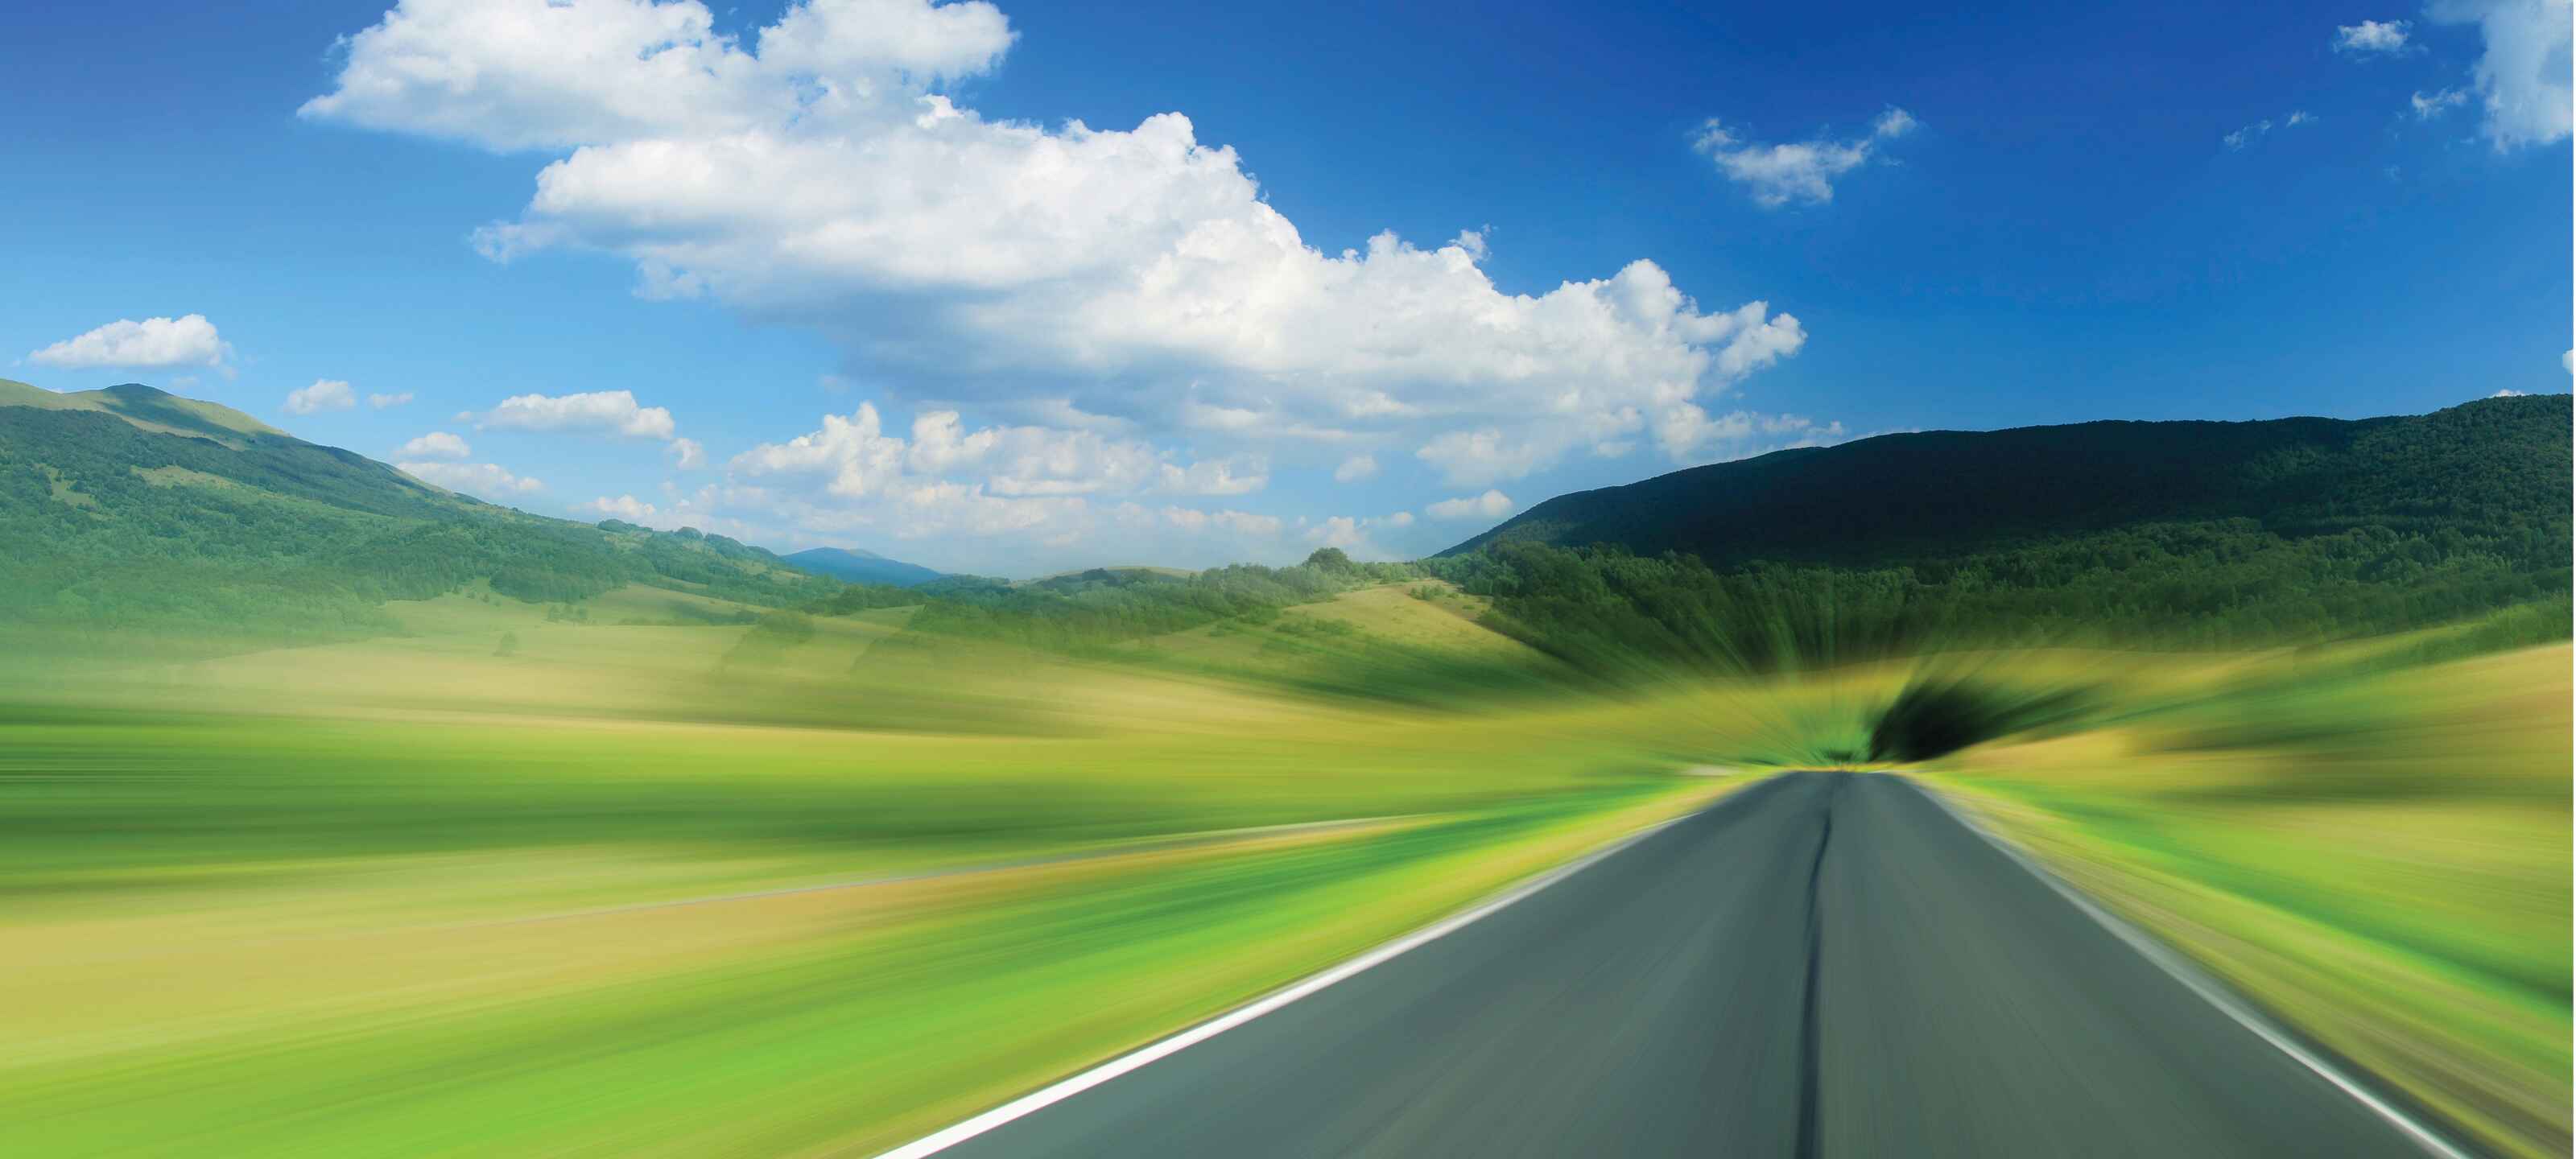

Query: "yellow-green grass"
left=1924, top=643, right=2572, bottom=1158
left=11, top=579, right=2565, bottom=1157
left=3, top=590, right=1802, bottom=1156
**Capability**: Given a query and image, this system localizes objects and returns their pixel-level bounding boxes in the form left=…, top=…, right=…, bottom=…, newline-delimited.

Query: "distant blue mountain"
left=782, top=546, right=944, bottom=588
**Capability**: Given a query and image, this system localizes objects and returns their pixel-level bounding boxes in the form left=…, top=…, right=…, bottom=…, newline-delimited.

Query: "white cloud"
left=1156, top=455, right=1268, bottom=497
left=2426, top=0, right=2574, bottom=149
left=2564, top=349, right=2574, bottom=374
left=667, top=437, right=706, bottom=469
left=2491, top=388, right=2530, bottom=397
left=303, top=0, right=1818, bottom=505
left=1301, top=512, right=1418, bottom=560
left=401, top=460, right=543, bottom=496
left=1332, top=453, right=1379, bottom=483
left=28, top=314, right=232, bottom=371
left=1694, top=106, right=1917, bottom=206
left=477, top=390, right=675, bottom=439
left=369, top=391, right=415, bottom=409
left=2223, top=109, right=2318, bottom=150
left=1415, top=428, right=1556, bottom=487
left=737, top=402, right=1255, bottom=504
left=580, top=493, right=660, bottom=520
left=1426, top=489, right=1516, bottom=521
left=283, top=379, right=357, bottom=415
left=2410, top=88, right=2471, bottom=118
left=1655, top=407, right=1850, bottom=464
left=1162, top=505, right=1282, bottom=536
left=2333, top=19, right=2411, bottom=52
left=397, top=431, right=473, bottom=458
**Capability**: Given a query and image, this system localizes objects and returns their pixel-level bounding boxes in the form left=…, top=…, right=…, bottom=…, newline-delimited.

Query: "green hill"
left=1445, top=395, right=2571, bottom=567
left=1430, top=395, right=2573, bottom=674
left=0, top=380, right=836, bottom=656
left=782, top=547, right=943, bottom=588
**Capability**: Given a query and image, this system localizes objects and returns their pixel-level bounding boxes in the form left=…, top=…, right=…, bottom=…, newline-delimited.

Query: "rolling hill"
left=1443, top=394, right=2573, bottom=568
left=782, top=547, right=944, bottom=588
left=1428, top=395, right=2574, bottom=673
left=0, top=379, right=836, bottom=656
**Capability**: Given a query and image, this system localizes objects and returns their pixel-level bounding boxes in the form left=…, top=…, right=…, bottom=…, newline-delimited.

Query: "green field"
left=6, top=584, right=1778, bottom=1157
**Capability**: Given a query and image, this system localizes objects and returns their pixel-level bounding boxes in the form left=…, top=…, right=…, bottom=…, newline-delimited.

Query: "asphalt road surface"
left=910, top=771, right=2451, bottom=1158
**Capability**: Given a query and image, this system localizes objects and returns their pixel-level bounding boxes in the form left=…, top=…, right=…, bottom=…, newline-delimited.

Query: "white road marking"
left=868, top=810, right=1701, bottom=1159
left=1904, top=777, right=2475, bottom=1159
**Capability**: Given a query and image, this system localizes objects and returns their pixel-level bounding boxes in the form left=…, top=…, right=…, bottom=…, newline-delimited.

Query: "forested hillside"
left=0, top=381, right=833, bottom=654
left=1447, top=395, right=2569, bottom=569
left=782, top=547, right=943, bottom=588
left=1428, top=396, right=2573, bottom=676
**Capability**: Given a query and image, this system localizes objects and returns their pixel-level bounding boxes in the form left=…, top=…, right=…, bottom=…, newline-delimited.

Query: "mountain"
left=0, top=380, right=836, bottom=655
left=782, top=547, right=943, bottom=588
left=1426, top=395, right=2573, bottom=673
left=1443, top=395, right=2573, bottom=570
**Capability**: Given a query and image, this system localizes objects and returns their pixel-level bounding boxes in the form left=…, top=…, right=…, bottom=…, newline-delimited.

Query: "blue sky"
left=5, top=0, right=2568, bottom=575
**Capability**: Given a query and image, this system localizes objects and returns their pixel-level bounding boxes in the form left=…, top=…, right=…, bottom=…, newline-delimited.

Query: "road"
left=902, top=771, right=2452, bottom=1158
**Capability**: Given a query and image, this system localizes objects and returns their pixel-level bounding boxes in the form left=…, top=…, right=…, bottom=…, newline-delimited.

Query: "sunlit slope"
left=1143, top=581, right=1553, bottom=667
left=0, top=379, right=834, bottom=657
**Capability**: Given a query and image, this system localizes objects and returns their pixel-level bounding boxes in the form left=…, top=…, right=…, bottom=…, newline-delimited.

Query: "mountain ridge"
left=1442, top=396, right=2573, bottom=568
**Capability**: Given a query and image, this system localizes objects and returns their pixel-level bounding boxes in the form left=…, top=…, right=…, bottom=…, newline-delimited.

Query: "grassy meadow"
left=3, top=580, right=1801, bottom=1157
left=3, top=569, right=2566, bottom=1157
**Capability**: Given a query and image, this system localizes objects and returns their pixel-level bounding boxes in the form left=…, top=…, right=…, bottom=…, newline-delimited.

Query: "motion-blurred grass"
left=4, top=584, right=1797, bottom=1157
left=7, top=580, right=2566, bottom=1157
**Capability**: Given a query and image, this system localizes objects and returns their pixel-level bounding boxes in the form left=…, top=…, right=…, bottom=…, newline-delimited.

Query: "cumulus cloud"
left=302, top=0, right=1820, bottom=518
left=1156, top=455, right=1268, bottom=497
left=1694, top=107, right=1918, bottom=206
left=667, top=436, right=706, bottom=469
left=397, top=431, right=473, bottom=458
left=2333, top=19, right=2411, bottom=52
left=477, top=390, right=675, bottom=439
left=1333, top=453, right=1379, bottom=483
left=1659, top=408, right=1850, bottom=463
left=2426, top=0, right=2574, bottom=149
left=28, top=314, right=232, bottom=371
left=283, top=379, right=357, bottom=415
left=580, top=493, right=660, bottom=520
left=1160, top=505, right=1282, bottom=536
left=401, top=459, right=543, bottom=497
left=737, top=402, right=1255, bottom=502
left=1426, top=489, right=1516, bottom=521
left=369, top=391, right=415, bottom=409
left=1416, top=429, right=1555, bottom=487
left=1302, top=511, right=1418, bottom=559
